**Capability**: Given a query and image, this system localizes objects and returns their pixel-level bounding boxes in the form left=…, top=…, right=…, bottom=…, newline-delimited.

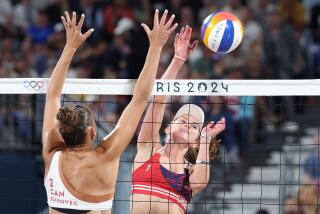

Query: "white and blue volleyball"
left=201, top=11, right=243, bottom=54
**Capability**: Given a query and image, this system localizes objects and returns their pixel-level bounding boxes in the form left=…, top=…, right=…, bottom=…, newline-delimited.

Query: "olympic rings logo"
left=23, top=81, right=44, bottom=91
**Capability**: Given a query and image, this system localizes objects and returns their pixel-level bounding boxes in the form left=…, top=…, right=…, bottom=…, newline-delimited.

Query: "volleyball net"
left=1, top=78, right=320, bottom=214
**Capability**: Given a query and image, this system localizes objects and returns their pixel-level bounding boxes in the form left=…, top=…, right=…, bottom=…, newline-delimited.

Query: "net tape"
left=1, top=78, right=320, bottom=96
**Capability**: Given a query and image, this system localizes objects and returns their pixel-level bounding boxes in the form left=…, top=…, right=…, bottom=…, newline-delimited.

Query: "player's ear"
left=87, top=126, right=95, bottom=141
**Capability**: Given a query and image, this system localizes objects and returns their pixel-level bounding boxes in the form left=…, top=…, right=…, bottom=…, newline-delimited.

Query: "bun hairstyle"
left=184, top=138, right=221, bottom=164
left=56, top=105, right=92, bottom=148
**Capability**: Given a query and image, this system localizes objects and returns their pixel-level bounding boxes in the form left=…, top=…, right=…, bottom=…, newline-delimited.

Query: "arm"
left=137, top=26, right=198, bottom=155
left=102, top=10, right=177, bottom=158
left=189, top=117, right=226, bottom=194
left=42, top=12, right=93, bottom=163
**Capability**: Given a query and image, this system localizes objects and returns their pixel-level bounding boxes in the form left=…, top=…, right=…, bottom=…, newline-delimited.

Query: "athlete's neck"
left=65, top=144, right=92, bottom=152
left=162, top=142, right=187, bottom=164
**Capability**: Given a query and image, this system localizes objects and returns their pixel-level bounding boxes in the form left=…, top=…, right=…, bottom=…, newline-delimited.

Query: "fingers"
left=182, top=26, right=192, bottom=41
left=215, top=117, right=226, bottom=130
left=64, top=11, right=81, bottom=29
left=221, top=117, right=226, bottom=127
left=179, top=27, right=185, bottom=40
left=208, top=121, right=215, bottom=128
left=65, top=11, right=71, bottom=24
left=83, top=28, right=94, bottom=40
left=179, top=26, right=185, bottom=35
left=77, top=14, right=85, bottom=29
left=164, top=14, right=175, bottom=29
left=174, top=33, right=179, bottom=44
left=148, top=9, right=178, bottom=47
left=160, top=9, right=168, bottom=26
left=186, top=26, right=192, bottom=41
left=141, top=23, right=151, bottom=35
left=61, top=16, right=68, bottom=29
left=182, top=26, right=189, bottom=40
left=190, top=40, right=198, bottom=49
left=167, top=23, right=178, bottom=34
left=177, top=26, right=193, bottom=42
left=72, top=11, right=76, bottom=26
left=202, top=118, right=226, bottom=138
left=154, top=9, right=159, bottom=28
left=201, top=121, right=214, bottom=134
left=65, top=11, right=93, bottom=39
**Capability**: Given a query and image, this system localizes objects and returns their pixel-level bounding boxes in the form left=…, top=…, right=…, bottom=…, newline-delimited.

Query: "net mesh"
left=0, top=79, right=319, bottom=214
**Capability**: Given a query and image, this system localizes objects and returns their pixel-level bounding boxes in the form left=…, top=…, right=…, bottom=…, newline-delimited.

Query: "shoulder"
left=43, top=149, right=63, bottom=177
left=135, top=145, right=162, bottom=164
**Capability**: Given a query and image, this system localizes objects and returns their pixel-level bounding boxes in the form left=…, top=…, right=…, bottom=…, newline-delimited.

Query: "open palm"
left=141, top=9, right=178, bottom=48
left=201, top=117, right=226, bottom=138
left=61, top=11, right=94, bottom=50
left=174, top=26, right=198, bottom=61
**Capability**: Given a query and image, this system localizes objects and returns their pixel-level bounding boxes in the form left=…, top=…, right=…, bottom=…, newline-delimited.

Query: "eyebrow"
left=180, top=116, right=199, bottom=126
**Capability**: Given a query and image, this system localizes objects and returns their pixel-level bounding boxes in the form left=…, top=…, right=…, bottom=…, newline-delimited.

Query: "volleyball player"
left=131, top=26, right=226, bottom=214
left=42, top=10, right=177, bottom=213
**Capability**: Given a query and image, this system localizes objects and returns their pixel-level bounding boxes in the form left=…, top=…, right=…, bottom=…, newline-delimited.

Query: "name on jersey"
left=50, top=196, right=78, bottom=206
left=49, top=177, right=78, bottom=206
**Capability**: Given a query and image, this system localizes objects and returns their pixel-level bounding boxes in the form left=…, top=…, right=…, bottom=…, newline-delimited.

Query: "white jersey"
left=44, top=151, right=113, bottom=211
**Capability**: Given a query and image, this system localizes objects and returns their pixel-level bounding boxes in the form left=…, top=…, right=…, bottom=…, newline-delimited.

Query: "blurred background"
left=0, top=0, right=320, bottom=213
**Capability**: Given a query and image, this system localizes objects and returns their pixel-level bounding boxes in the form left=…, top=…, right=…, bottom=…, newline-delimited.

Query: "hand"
left=174, top=26, right=198, bottom=61
left=200, top=117, right=226, bottom=142
left=61, top=11, right=94, bottom=50
left=141, top=9, right=178, bottom=49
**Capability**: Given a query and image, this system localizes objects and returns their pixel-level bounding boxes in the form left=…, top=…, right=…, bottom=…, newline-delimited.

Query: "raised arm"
left=102, top=10, right=177, bottom=158
left=137, top=26, right=198, bottom=155
left=189, top=117, right=226, bottom=194
left=42, top=12, right=93, bottom=162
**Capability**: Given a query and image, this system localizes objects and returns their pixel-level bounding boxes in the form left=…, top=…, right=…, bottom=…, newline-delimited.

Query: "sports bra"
left=132, top=150, right=192, bottom=211
left=44, top=151, right=113, bottom=211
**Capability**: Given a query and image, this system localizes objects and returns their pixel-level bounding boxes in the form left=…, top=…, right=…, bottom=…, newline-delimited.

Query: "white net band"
left=1, top=78, right=320, bottom=96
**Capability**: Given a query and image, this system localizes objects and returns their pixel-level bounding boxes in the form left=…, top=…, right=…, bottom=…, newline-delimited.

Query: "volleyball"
left=201, top=11, right=243, bottom=54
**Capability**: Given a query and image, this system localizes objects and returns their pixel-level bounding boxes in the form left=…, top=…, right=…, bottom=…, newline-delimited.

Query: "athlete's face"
left=166, top=115, right=201, bottom=147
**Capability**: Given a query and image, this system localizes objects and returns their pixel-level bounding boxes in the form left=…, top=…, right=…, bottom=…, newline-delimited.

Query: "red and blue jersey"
left=131, top=151, right=192, bottom=211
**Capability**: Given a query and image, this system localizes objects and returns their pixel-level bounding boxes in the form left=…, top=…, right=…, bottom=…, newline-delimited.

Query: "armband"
left=200, top=134, right=212, bottom=142
left=195, top=160, right=210, bottom=165
left=173, top=55, right=186, bottom=61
